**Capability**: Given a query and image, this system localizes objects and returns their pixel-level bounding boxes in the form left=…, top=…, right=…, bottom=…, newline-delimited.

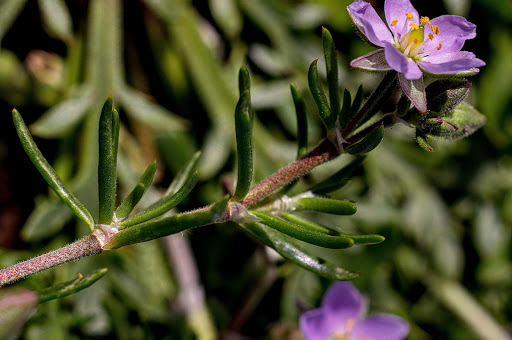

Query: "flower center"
left=391, top=13, right=441, bottom=60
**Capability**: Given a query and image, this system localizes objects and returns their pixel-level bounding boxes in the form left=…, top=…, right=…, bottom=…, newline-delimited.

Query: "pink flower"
left=347, top=0, right=485, bottom=113
left=300, top=282, right=409, bottom=340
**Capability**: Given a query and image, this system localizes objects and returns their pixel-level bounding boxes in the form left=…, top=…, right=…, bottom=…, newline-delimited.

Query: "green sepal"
left=104, top=196, right=230, bottom=249
left=308, top=156, right=365, bottom=194
left=238, top=65, right=251, bottom=95
left=12, top=109, right=95, bottom=230
left=165, top=151, right=202, bottom=196
left=115, top=161, right=157, bottom=221
left=293, top=196, right=357, bottom=215
left=416, top=132, right=435, bottom=152
left=338, top=89, right=352, bottom=128
left=290, top=82, right=308, bottom=158
left=98, top=97, right=118, bottom=224
left=37, top=268, right=108, bottom=303
left=241, top=222, right=359, bottom=280
left=251, top=211, right=354, bottom=249
left=347, top=124, right=384, bottom=155
left=322, top=27, right=340, bottom=116
left=426, top=78, right=471, bottom=113
left=308, top=59, right=334, bottom=129
left=232, top=89, right=253, bottom=201
left=419, top=103, right=486, bottom=140
left=119, top=170, right=200, bottom=228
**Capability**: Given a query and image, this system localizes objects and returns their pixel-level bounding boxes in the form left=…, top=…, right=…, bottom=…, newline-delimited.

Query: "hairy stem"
left=0, top=235, right=103, bottom=286
left=241, top=138, right=339, bottom=208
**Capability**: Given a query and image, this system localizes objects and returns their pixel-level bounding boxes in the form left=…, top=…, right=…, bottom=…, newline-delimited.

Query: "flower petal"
left=347, top=0, right=393, bottom=47
left=399, top=72, right=427, bottom=113
left=321, top=282, right=365, bottom=321
left=351, top=314, right=410, bottom=340
left=384, top=41, right=422, bottom=79
left=418, top=51, right=486, bottom=75
left=385, top=0, right=419, bottom=37
left=422, top=15, right=477, bottom=56
left=350, top=49, right=393, bottom=71
left=299, top=308, right=332, bottom=340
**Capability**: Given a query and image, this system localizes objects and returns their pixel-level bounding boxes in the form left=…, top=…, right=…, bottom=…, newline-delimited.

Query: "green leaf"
left=340, top=233, right=385, bottom=245
left=37, top=0, right=72, bottom=42
left=165, top=151, right=202, bottom=196
left=338, top=89, right=352, bottom=128
left=322, top=27, right=340, bottom=116
left=104, top=196, right=230, bottom=249
left=309, top=156, right=365, bottom=194
left=293, top=197, right=357, bottom=215
left=37, top=268, right=108, bottom=303
left=98, top=97, right=118, bottom=225
left=0, top=0, right=27, bottom=43
left=238, top=65, right=251, bottom=95
left=240, top=222, right=359, bottom=280
left=12, top=109, right=95, bottom=230
left=420, top=102, right=486, bottom=140
left=30, top=86, right=94, bottom=138
left=119, top=170, right=200, bottom=228
left=349, top=85, right=363, bottom=121
left=117, top=86, right=188, bottom=133
left=426, top=78, right=471, bottom=113
left=308, top=59, right=334, bottom=129
left=251, top=211, right=353, bottom=249
left=233, top=89, right=254, bottom=201
left=115, top=161, right=157, bottom=221
left=290, top=82, right=308, bottom=158
left=347, top=124, right=384, bottom=155
left=397, top=95, right=411, bottom=117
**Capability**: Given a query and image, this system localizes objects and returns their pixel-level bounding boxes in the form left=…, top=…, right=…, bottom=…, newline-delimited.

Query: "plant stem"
left=241, top=138, right=339, bottom=208
left=342, top=72, right=397, bottom=137
left=0, top=235, right=103, bottom=286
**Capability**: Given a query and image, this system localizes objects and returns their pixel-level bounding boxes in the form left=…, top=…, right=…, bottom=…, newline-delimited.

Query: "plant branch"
left=0, top=234, right=103, bottom=286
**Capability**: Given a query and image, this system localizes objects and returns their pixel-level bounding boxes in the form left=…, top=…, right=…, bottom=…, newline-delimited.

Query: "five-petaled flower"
left=300, top=282, right=409, bottom=340
left=347, top=0, right=485, bottom=113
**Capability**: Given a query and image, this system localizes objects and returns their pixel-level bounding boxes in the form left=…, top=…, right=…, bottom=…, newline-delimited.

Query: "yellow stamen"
left=431, top=25, right=439, bottom=34
left=428, top=33, right=434, bottom=40
left=391, top=19, right=398, bottom=26
left=420, top=16, right=431, bottom=26
left=437, top=43, right=442, bottom=50
left=405, top=12, right=413, bottom=21
left=409, top=23, right=420, bottom=30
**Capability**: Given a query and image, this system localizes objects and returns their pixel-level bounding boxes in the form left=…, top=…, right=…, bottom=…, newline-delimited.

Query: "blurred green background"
left=0, top=0, right=510, bottom=339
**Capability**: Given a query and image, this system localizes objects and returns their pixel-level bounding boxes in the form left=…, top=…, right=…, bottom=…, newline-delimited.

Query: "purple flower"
left=346, top=0, right=485, bottom=113
left=300, top=282, right=409, bottom=340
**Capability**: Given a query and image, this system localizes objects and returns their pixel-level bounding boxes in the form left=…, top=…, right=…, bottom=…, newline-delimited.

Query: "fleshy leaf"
left=104, top=196, right=230, bottom=249
left=290, top=82, right=308, bottom=158
left=12, top=109, right=95, bottom=230
left=115, top=161, right=157, bottom=221
left=347, top=124, right=384, bottom=155
left=119, top=170, right=200, bottom=228
left=37, top=268, right=108, bottom=303
left=308, top=59, right=334, bottom=129
left=426, top=78, right=471, bottom=113
left=322, top=27, right=340, bottom=116
left=233, top=89, right=253, bottom=201
left=397, top=95, right=411, bottom=117
left=164, top=151, right=202, bottom=196
left=38, top=0, right=72, bottom=42
left=309, top=156, right=365, bottom=194
left=338, top=89, right=352, bottom=128
left=98, top=97, right=118, bottom=225
left=293, top=197, right=357, bottom=215
left=251, top=211, right=353, bottom=249
left=240, top=222, right=359, bottom=280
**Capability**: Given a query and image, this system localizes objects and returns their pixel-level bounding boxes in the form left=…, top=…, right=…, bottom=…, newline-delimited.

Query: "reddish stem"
left=241, top=138, right=339, bottom=208
left=0, top=235, right=103, bottom=286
